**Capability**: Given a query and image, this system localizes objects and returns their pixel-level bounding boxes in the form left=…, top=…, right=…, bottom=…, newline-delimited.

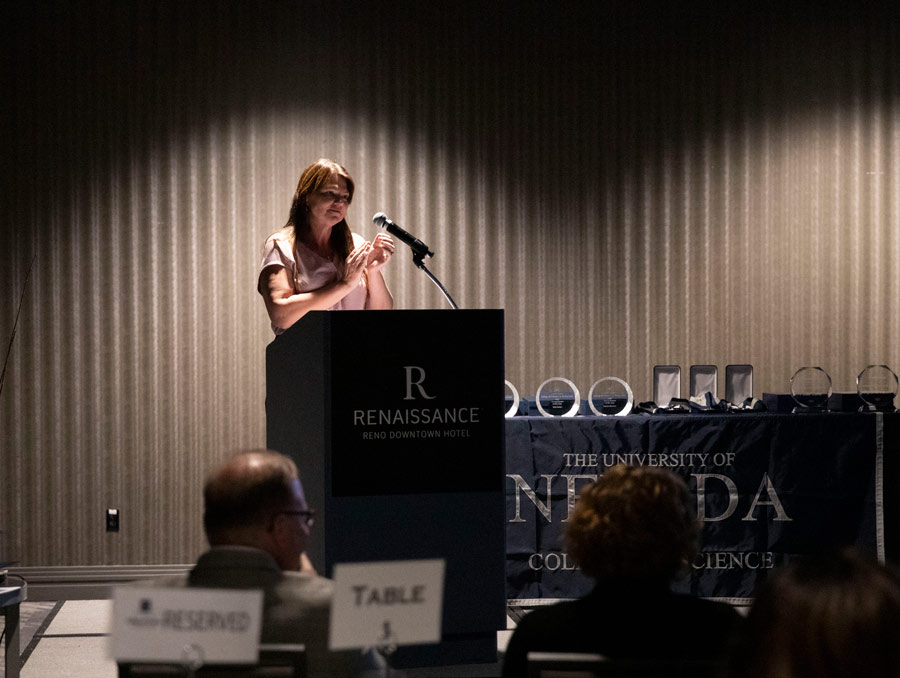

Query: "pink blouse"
left=258, top=233, right=368, bottom=334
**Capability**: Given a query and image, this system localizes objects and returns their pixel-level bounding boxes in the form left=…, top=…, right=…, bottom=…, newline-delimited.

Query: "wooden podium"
left=266, top=309, right=506, bottom=666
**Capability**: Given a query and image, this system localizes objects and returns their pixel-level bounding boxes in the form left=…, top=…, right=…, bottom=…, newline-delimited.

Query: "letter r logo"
left=403, top=366, right=436, bottom=400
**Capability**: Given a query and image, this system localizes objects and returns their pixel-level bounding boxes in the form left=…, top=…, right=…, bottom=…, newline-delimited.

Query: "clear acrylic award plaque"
left=505, top=380, right=521, bottom=418
left=790, top=366, right=832, bottom=413
left=535, top=378, right=581, bottom=417
left=857, top=364, right=898, bottom=412
left=588, top=377, right=634, bottom=417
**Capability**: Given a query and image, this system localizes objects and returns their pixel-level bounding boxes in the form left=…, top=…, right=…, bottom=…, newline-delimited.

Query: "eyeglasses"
left=317, top=190, right=350, bottom=204
left=273, top=509, right=316, bottom=528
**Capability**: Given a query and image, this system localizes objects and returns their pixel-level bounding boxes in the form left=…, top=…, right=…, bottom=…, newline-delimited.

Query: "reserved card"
left=329, top=559, right=445, bottom=649
left=110, top=587, right=263, bottom=664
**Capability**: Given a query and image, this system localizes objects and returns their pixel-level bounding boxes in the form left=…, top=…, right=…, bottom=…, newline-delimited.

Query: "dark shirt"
left=502, top=579, right=741, bottom=678
left=150, top=546, right=361, bottom=678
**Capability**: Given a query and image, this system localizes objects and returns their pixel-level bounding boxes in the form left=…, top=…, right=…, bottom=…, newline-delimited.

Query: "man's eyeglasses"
left=273, top=509, right=316, bottom=528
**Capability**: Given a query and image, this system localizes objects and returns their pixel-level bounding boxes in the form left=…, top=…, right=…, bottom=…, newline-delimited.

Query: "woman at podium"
left=258, top=158, right=394, bottom=334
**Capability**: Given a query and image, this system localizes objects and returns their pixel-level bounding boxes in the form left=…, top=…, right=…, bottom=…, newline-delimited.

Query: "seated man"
left=152, top=449, right=361, bottom=677
left=502, top=464, right=740, bottom=677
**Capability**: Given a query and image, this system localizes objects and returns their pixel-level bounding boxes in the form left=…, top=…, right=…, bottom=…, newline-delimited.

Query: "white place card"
left=110, top=587, right=263, bottom=664
left=329, top=559, right=445, bottom=650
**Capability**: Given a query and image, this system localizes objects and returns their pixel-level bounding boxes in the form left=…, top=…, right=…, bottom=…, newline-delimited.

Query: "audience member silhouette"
left=726, top=546, right=900, bottom=678
left=149, top=449, right=363, bottom=677
left=502, top=464, right=740, bottom=677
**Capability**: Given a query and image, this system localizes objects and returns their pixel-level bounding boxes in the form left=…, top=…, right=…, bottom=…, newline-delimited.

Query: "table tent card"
left=329, top=559, right=445, bottom=650
left=110, top=587, right=263, bottom=665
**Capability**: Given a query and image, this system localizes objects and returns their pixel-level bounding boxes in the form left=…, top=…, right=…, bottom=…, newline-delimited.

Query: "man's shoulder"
left=274, top=572, right=335, bottom=605
left=280, top=571, right=334, bottom=591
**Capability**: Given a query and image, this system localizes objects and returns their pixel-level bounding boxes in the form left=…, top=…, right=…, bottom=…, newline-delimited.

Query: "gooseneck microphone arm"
left=372, top=213, right=459, bottom=310
left=414, top=256, right=459, bottom=310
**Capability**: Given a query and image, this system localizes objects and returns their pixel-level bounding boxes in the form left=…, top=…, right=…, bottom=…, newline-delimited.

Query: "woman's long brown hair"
left=283, top=158, right=355, bottom=263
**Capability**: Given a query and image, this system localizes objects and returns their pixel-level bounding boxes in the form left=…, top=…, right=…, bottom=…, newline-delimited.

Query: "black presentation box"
left=764, top=391, right=871, bottom=413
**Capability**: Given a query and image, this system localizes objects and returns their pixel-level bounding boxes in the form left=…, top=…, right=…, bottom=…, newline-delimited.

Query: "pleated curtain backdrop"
left=1, top=1, right=899, bottom=565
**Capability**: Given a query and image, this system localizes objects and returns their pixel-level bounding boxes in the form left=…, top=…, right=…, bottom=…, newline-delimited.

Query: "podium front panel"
left=266, top=309, right=506, bottom=662
left=329, top=310, right=503, bottom=496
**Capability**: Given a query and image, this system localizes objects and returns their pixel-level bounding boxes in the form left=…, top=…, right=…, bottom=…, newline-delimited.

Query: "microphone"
left=373, top=212, right=434, bottom=259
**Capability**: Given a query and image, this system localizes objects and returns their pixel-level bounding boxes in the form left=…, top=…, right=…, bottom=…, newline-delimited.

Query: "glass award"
left=857, top=364, right=898, bottom=412
left=790, top=366, right=832, bottom=413
left=505, top=380, right=521, bottom=418
left=535, top=378, right=581, bottom=417
left=588, top=377, right=634, bottom=417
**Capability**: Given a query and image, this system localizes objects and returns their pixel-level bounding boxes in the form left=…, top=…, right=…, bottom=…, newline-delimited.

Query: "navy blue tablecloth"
left=505, top=412, right=894, bottom=603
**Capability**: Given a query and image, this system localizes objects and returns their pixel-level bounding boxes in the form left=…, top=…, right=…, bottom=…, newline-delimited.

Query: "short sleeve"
left=258, top=237, right=294, bottom=293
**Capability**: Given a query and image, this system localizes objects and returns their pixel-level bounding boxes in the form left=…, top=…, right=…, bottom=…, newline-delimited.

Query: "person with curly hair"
left=725, top=547, right=900, bottom=678
left=501, top=464, right=740, bottom=677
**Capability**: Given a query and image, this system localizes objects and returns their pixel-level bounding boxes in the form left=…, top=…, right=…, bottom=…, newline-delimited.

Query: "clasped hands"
left=342, top=233, right=395, bottom=285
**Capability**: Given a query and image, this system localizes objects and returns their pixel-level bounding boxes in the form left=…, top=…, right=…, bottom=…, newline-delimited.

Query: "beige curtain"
left=1, top=3, right=898, bottom=565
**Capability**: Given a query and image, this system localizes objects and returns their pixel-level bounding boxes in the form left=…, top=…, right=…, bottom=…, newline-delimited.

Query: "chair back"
left=526, top=652, right=720, bottom=678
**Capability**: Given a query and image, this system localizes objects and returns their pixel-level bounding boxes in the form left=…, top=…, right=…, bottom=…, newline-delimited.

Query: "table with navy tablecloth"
left=505, top=412, right=900, bottom=604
